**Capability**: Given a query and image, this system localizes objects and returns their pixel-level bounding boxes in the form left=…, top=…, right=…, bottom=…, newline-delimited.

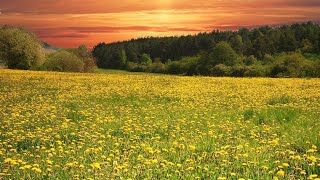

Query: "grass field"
left=0, top=69, right=319, bottom=179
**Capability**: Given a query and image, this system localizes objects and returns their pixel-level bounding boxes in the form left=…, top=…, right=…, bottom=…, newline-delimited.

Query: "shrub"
left=271, top=53, right=306, bottom=77
left=146, top=62, right=167, bottom=73
left=231, top=65, right=249, bottom=77
left=244, top=65, right=269, bottom=77
left=304, top=60, right=320, bottom=77
left=167, top=61, right=183, bottom=74
left=210, top=64, right=232, bottom=76
left=167, top=56, right=201, bottom=75
left=179, top=56, right=201, bottom=75
left=126, top=62, right=147, bottom=72
left=44, top=50, right=84, bottom=72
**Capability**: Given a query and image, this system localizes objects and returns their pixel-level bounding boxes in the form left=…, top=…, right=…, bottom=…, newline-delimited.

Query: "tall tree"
left=120, top=49, right=127, bottom=68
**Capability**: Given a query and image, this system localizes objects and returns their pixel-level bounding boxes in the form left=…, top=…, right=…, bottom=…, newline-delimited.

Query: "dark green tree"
left=208, top=41, right=238, bottom=66
left=230, top=35, right=244, bottom=54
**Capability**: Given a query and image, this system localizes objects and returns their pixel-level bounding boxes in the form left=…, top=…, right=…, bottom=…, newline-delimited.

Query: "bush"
left=304, top=60, right=320, bottom=77
left=167, top=61, right=183, bottom=74
left=231, top=65, right=249, bottom=77
left=166, top=56, right=201, bottom=75
left=179, top=56, right=201, bottom=75
left=244, top=65, right=269, bottom=77
left=271, top=53, right=306, bottom=77
left=146, top=62, right=167, bottom=73
left=0, top=26, right=44, bottom=69
left=210, top=64, right=232, bottom=76
left=126, top=62, right=147, bottom=72
left=44, top=50, right=84, bottom=72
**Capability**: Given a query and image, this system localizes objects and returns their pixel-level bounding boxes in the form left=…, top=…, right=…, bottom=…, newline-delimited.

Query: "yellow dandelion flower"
left=276, top=170, right=285, bottom=177
left=189, top=145, right=196, bottom=151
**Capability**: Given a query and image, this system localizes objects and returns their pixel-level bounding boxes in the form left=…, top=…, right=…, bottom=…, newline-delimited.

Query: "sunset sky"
left=1, top=0, right=320, bottom=48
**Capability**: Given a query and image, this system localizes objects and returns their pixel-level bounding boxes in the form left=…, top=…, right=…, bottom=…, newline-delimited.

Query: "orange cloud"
left=0, top=0, right=319, bottom=48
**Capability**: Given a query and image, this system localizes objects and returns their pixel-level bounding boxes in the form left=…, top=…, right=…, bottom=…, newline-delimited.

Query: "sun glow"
left=0, top=0, right=319, bottom=47
left=153, top=11, right=175, bottom=24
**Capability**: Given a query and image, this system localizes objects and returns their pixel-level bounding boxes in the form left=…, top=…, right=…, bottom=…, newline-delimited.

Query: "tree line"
left=92, top=21, right=320, bottom=77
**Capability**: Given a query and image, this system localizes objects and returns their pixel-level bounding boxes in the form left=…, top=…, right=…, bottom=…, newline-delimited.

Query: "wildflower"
left=217, top=177, right=227, bottom=180
left=309, top=174, right=318, bottom=179
left=307, top=149, right=316, bottom=153
left=31, top=167, right=42, bottom=173
left=186, top=167, right=194, bottom=171
left=189, top=145, right=196, bottom=151
left=276, top=170, right=285, bottom=177
left=282, top=163, right=289, bottom=167
left=308, top=156, right=317, bottom=162
left=90, top=163, right=101, bottom=169
left=46, top=160, right=53, bottom=165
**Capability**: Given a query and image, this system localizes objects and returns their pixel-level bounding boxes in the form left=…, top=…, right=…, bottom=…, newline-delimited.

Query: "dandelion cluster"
left=0, top=69, right=319, bottom=179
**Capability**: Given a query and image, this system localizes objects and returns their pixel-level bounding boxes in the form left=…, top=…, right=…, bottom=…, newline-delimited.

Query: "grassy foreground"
left=0, top=69, right=319, bottom=179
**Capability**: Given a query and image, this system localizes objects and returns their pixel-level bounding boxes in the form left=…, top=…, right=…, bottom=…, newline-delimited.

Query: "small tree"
left=69, top=45, right=96, bottom=72
left=120, top=49, right=127, bottom=68
left=0, top=26, right=44, bottom=69
left=208, top=42, right=238, bottom=66
left=141, top=53, right=152, bottom=66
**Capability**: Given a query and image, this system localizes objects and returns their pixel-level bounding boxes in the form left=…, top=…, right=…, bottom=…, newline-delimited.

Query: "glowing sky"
left=0, top=0, right=320, bottom=48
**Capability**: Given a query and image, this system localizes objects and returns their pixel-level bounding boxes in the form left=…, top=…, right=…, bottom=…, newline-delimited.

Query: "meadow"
left=0, top=69, right=319, bottom=179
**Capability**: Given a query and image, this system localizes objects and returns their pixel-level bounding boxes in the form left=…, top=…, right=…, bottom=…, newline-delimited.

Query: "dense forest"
left=92, top=22, right=320, bottom=77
